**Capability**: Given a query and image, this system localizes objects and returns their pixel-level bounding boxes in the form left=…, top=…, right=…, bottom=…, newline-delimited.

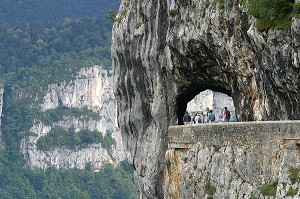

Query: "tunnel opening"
left=176, top=86, right=237, bottom=125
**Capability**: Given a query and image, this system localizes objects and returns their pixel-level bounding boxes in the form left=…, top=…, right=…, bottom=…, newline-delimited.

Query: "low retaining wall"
left=168, top=121, right=300, bottom=148
left=164, top=121, right=300, bottom=199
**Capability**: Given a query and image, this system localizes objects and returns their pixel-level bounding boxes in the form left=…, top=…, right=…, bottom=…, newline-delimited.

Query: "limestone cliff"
left=112, top=0, right=300, bottom=198
left=20, top=66, right=125, bottom=171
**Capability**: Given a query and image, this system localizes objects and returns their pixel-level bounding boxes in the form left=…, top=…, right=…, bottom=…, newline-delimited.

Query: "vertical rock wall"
left=112, top=1, right=175, bottom=197
left=42, top=66, right=116, bottom=133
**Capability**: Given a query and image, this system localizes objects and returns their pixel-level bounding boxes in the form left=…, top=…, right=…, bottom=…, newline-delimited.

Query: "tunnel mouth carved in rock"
left=177, top=87, right=236, bottom=125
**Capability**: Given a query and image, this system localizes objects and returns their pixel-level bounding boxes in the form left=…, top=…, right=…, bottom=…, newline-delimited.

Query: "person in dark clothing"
left=224, top=107, right=231, bottom=122
left=183, top=111, right=191, bottom=125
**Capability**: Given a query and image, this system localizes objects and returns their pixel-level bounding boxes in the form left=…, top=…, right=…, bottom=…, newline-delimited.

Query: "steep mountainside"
left=0, top=1, right=139, bottom=197
left=20, top=66, right=125, bottom=170
left=112, top=0, right=300, bottom=198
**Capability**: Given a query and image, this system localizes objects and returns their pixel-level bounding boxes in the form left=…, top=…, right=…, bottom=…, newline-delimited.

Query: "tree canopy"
left=0, top=0, right=120, bottom=23
left=248, top=0, right=300, bottom=31
left=0, top=16, right=113, bottom=95
left=0, top=1, right=139, bottom=198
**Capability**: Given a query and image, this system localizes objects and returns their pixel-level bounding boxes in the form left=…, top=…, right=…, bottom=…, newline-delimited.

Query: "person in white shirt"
left=194, top=112, right=202, bottom=124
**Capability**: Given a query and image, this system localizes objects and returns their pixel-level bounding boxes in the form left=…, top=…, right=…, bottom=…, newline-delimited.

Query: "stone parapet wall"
left=165, top=121, right=300, bottom=199
left=168, top=121, right=300, bottom=145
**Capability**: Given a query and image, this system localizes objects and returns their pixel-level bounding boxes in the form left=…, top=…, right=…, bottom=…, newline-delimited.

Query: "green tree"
left=249, top=0, right=294, bottom=30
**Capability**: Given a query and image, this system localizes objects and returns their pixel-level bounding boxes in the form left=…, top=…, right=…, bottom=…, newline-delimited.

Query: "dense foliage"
left=41, top=107, right=101, bottom=126
left=0, top=1, right=139, bottom=197
left=0, top=150, right=138, bottom=199
left=1, top=98, right=36, bottom=148
left=37, top=126, right=116, bottom=150
left=0, top=0, right=120, bottom=23
left=0, top=16, right=113, bottom=96
left=248, top=0, right=300, bottom=31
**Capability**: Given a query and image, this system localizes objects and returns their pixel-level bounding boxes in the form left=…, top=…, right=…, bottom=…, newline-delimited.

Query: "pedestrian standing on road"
left=183, top=111, right=191, bottom=125
left=200, top=111, right=204, bottom=123
left=223, top=107, right=231, bottom=122
left=207, top=109, right=216, bottom=123
left=194, top=112, right=202, bottom=124
left=204, top=107, right=210, bottom=123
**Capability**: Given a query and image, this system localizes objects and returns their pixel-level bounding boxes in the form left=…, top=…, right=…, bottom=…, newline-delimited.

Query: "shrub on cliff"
left=288, top=167, right=300, bottom=184
left=294, top=2, right=300, bottom=15
left=249, top=0, right=295, bottom=31
left=178, top=0, right=191, bottom=7
left=259, top=180, right=278, bottom=196
left=36, top=126, right=116, bottom=150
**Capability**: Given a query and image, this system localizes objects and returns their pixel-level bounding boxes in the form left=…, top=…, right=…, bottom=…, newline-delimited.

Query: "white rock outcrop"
left=20, top=65, right=125, bottom=171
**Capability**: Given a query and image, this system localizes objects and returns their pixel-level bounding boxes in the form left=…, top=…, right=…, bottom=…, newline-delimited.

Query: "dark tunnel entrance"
left=177, top=86, right=236, bottom=125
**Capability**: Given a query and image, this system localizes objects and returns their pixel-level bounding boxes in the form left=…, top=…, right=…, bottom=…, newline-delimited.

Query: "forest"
left=0, top=149, right=137, bottom=199
left=0, top=0, right=138, bottom=198
left=247, top=0, right=300, bottom=30
left=0, top=0, right=120, bottom=23
left=0, top=16, right=114, bottom=94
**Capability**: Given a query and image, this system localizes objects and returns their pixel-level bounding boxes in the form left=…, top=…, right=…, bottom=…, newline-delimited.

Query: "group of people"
left=182, top=107, right=231, bottom=125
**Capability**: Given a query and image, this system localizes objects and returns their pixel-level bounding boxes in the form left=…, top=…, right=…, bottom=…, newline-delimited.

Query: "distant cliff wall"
left=41, top=66, right=116, bottom=133
left=20, top=66, right=125, bottom=171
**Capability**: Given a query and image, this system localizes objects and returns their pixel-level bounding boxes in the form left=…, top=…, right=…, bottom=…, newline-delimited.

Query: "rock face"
left=20, top=66, right=125, bottom=171
left=112, top=0, right=300, bottom=198
left=0, top=85, right=3, bottom=148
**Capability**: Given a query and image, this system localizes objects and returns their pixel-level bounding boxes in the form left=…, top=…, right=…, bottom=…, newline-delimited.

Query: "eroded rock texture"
left=112, top=0, right=300, bottom=198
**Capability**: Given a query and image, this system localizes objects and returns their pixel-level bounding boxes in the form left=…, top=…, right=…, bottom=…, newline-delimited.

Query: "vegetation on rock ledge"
left=288, top=167, right=300, bottom=184
left=248, top=0, right=300, bottom=31
left=204, top=181, right=216, bottom=198
left=36, top=127, right=116, bottom=151
left=259, top=180, right=278, bottom=196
